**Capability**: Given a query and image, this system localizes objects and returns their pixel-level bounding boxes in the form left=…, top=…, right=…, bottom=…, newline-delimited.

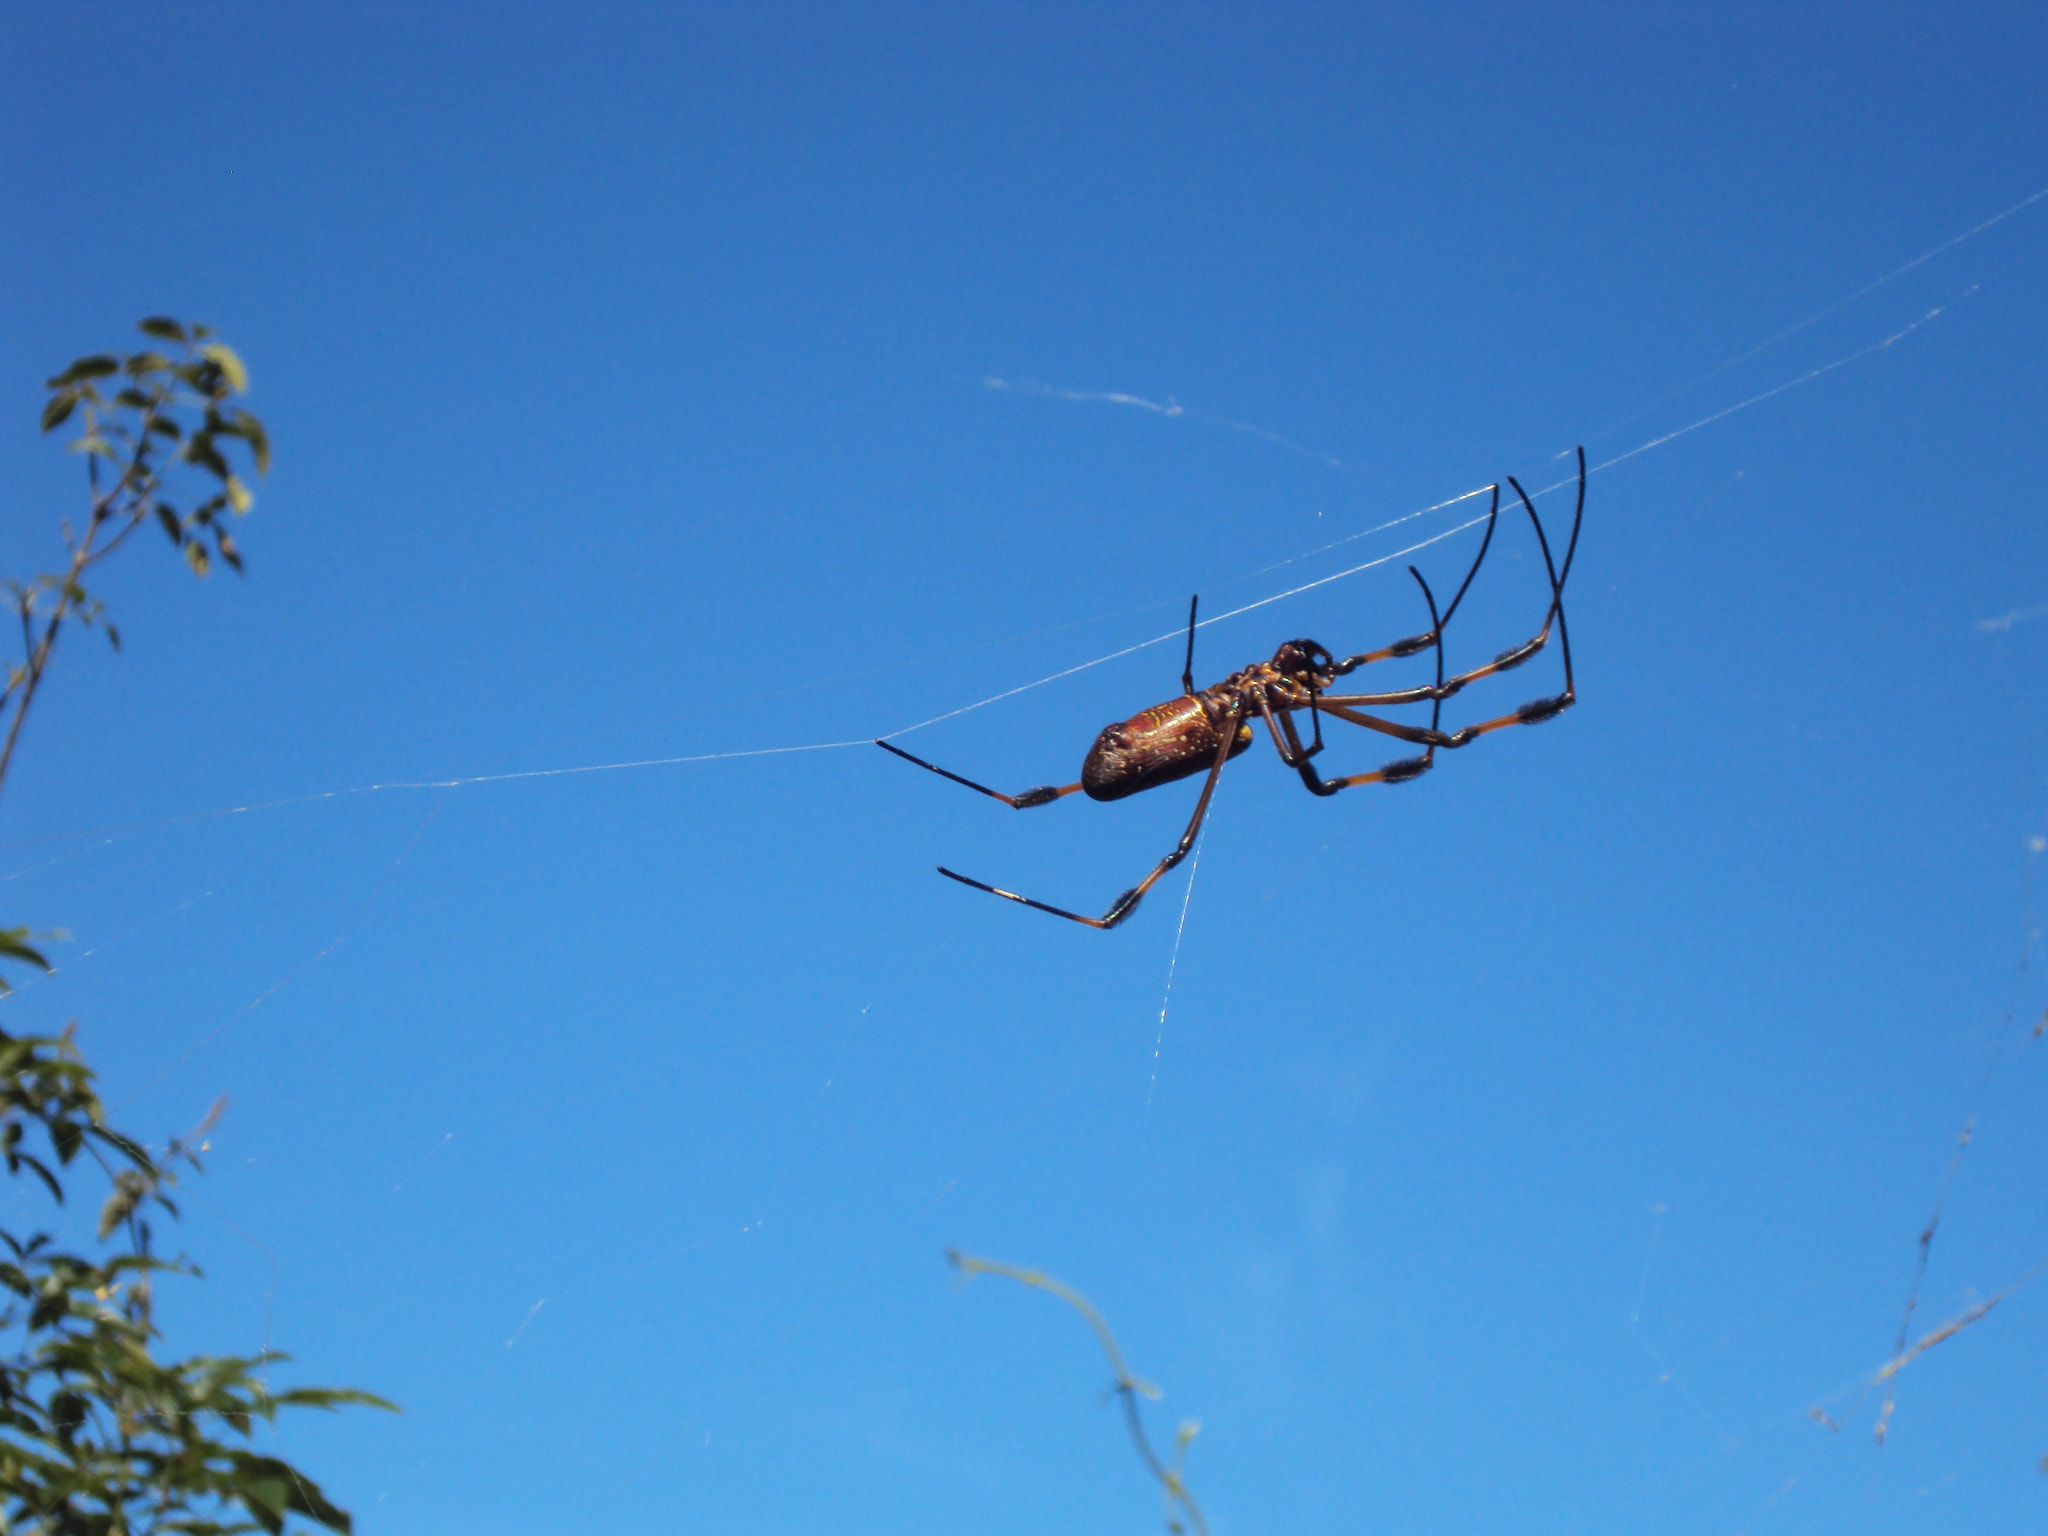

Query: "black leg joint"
left=1012, top=785, right=1063, bottom=808
left=1296, top=762, right=1341, bottom=797
left=1378, top=754, right=1433, bottom=783
left=1516, top=693, right=1572, bottom=724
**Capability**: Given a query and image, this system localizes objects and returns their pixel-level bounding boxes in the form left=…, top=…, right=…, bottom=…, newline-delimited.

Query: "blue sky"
left=4, top=4, right=2047, bottom=1532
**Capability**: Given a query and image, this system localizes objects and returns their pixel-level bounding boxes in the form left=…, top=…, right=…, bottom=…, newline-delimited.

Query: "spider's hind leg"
left=933, top=703, right=1243, bottom=930
left=874, top=740, right=1080, bottom=808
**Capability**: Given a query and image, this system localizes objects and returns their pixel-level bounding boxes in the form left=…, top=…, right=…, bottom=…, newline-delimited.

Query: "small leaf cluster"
left=38, top=317, right=269, bottom=584
left=1, top=1021, right=394, bottom=1534
left=4, top=317, right=272, bottom=793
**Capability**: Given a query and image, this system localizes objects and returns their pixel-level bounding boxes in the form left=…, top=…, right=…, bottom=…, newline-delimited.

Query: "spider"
left=878, top=448, right=1586, bottom=929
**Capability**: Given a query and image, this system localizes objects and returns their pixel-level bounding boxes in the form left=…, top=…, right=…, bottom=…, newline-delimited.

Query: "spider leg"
left=1323, top=448, right=1585, bottom=710
left=874, top=739, right=1081, bottom=808
left=1441, top=454, right=1583, bottom=743
left=1181, top=594, right=1199, bottom=696
left=1424, top=484, right=1502, bottom=631
left=1328, top=484, right=1500, bottom=677
left=1312, top=699, right=1453, bottom=743
left=1319, top=628, right=1545, bottom=707
left=1254, top=688, right=1311, bottom=764
left=1256, top=680, right=1326, bottom=764
left=936, top=704, right=1241, bottom=930
left=1285, top=567, right=1450, bottom=795
left=1320, top=627, right=1546, bottom=706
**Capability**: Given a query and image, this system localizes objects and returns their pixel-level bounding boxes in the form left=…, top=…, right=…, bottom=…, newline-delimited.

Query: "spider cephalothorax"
left=878, top=450, right=1586, bottom=929
left=1269, top=639, right=1337, bottom=689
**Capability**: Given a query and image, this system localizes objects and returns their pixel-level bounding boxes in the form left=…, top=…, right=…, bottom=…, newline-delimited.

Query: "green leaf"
left=226, top=408, right=271, bottom=474
left=0, top=925, right=53, bottom=974
left=240, top=1472, right=290, bottom=1533
left=184, top=436, right=230, bottom=479
left=272, top=1387, right=401, bottom=1414
left=199, top=342, right=249, bottom=394
left=47, top=355, right=118, bottom=386
left=225, top=474, right=253, bottom=514
left=184, top=541, right=210, bottom=576
left=9, top=1149, right=62, bottom=1202
left=98, top=1171, right=147, bottom=1238
left=279, top=1466, right=357, bottom=1533
left=39, top=393, right=76, bottom=432
left=156, top=503, right=184, bottom=545
left=50, top=1390, right=86, bottom=1438
left=219, top=1450, right=365, bottom=1532
left=138, top=316, right=189, bottom=342
left=123, top=351, right=171, bottom=379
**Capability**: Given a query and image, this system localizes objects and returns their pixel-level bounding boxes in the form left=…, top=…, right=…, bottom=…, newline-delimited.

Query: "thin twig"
left=949, top=1249, right=1210, bottom=1536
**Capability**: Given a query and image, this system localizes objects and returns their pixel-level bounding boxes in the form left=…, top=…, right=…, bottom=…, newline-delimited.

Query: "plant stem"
left=1, top=396, right=167, bottom=802
left=0, top=541, right=93, bottom=799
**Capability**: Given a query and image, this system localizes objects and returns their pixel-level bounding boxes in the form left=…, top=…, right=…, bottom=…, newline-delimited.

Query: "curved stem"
left=950, top=1249, right=1211, bottom=1536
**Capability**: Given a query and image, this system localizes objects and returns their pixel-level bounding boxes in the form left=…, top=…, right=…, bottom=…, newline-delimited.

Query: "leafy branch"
left=947, top=1249, right=1209, bottom=1536
left=1, top=1021, right=396, bottom=1533
left=3, top=317, right=270, bottom=796
left=3, top=320, right=389, bottom=1533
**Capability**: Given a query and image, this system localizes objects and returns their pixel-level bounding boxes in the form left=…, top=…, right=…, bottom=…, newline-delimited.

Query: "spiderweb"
left=7, top=179, right=2048, bottom=1536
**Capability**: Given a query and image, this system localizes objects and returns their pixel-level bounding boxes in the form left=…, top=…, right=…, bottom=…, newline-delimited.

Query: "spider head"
left=1272, top=639, right=1335, bottom=688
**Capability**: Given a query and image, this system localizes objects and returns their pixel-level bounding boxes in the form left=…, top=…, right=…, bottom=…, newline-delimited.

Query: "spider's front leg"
left=1436, top=458, right=1584, bottom=744
left=1266, top=566, right=1452, bottom=795
left=1327, top=484, right=1501, bottom=680
left=1258, top=694, right=1450, bottom=794
left=1324, top=449, right=1586, bottom=730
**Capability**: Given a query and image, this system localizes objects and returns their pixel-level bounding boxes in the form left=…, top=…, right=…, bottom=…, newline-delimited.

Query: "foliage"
left=1, top=1026, right=394, bottom=1534
left=948, top=1249, right=1208, bottom=1536
left=3, top=322, right=393, bottom=1534
left=3, top=318, right=271, bottom=793
left=0, top=927, right=55, bottom=997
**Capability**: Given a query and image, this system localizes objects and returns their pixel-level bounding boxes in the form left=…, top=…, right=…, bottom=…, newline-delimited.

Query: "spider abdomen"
left=1081, top=694, right=1252, bottom=802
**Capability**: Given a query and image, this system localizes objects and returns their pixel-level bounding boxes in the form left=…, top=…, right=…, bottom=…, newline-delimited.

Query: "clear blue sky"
left=5, top=5, right=2047, bottom=1532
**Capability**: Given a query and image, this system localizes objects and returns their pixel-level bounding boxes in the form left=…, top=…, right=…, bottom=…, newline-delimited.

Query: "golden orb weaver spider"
left=878, top=448, right=1586, bottom=929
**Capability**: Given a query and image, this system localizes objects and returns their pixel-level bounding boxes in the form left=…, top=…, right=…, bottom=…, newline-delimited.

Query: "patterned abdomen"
left=1081, top=695, right=1252, bottom=802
